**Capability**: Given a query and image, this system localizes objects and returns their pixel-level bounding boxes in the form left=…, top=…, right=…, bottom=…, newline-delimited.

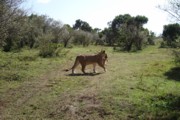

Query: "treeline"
left=0, top=0, right=156, bottom=53
left=0, top=0, right=180, bottom=55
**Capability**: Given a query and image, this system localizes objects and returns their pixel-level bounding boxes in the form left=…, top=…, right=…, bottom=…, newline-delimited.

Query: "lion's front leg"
left=98, top=62, right=106, bottom=72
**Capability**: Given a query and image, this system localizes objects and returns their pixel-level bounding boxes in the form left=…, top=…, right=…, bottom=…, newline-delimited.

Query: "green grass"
left=98, top=46, right=180, bottom=119
left=0, top=45, right=180, bottom=120
left=0, top=48, right=68, bottom=92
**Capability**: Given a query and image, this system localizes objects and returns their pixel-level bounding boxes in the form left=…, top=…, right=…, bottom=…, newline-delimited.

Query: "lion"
left=65, top=50, right=108, bottom=74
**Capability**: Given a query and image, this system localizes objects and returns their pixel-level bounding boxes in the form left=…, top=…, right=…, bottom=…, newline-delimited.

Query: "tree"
left=0, top=0, right=25, bottom=48
left=93, top=28, right=101, bottom=33
left=61, top=24, right=73, bottom=47
left=2, top=9, right=27, bottom=51
left=73, top=30, right=93, bottom=46
left=158, top=0, right=180, bottom=22
left=112, top=14, right=131, bottom=30
left=147, top=31, right=156, bottom=45
left=51, top=19, right=63, bottom=43
left=101, top=27, right=116, bottom=46
left=162, top=23, right=180, bottom=47
left=22, top=14, right=63, bottom=48
left=159, top=0, right=180, bottom=48
left=159, top=0, right=180, bottom=66
left=108, top=14, right=148, bottom=51
left=134, top=15, right=148, bottom=28
left=73, top=19, right=92, bottom=32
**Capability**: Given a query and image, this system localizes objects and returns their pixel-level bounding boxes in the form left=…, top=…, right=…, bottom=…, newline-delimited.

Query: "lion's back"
left=77, top=55, right=99, bottom=64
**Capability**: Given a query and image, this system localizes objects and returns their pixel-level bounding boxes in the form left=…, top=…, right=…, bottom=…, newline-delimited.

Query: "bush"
left=147, top=37, right=155, bottom=45
left=160, top=41, right=168, bottom=48
left=173, top=50, right=180, bottom=66
left=73, top=30, right=93, bottom=47
left=39, top=43, right=62, bottom=58
left=37, top=33, right=63, bottom=58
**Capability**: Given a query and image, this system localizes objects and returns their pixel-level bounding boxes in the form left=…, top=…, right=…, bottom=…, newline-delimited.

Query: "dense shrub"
left=73, top=30, right=93, bottom=46
left=162, top=23, right=180, bottom=48
left=173, top=50, right=180, bottom=66
left=39, top=43, right=63, bottom=58
left=38, top=33, right=62, bottom=58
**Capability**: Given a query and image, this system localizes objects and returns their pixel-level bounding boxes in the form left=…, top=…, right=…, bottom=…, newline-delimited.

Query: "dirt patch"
left=47, top=91, right=113, bottom=120
left=0, top=100, right=7, bottom=119
left=0, top=100, right=6, bottom=112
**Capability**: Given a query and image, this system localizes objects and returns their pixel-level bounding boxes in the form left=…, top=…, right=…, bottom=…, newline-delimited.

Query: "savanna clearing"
left=0, top=45, right=180, bottom=120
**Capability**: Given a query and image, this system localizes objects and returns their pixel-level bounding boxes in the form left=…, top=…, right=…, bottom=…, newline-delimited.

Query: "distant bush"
left=160, top=40, right=180, bottom=48
left=39, top=43, right=63, bottom=58
left=147, top=37, right=155, bottom=45
left=73, top=30, right=93, bottom=47
left=160, top=41, right=169, bottom=48
left=147, top=31, right=155, bottom=45
left=173, top=50, right=180, bottom=66
left=37, top=33, right=63, bottom=58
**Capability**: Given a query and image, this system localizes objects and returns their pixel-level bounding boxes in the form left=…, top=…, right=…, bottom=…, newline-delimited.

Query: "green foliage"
left=73, top=30, right=93, bottom=46
left=38, top=34, right=63, bottom=58
left=39, top=44, right=62, bottom=58
left=1, top=11, right=64, bottom=51
left=73, top=19, right=92, bottom=32
left=101, top=27, right=115, bottom=46
left=173, top=50, right=180, bottom=66
left=61, top=24, right=73, bottom=47
left=104, top=14, right=149, bottom=51
left=147, top=31, right=155, bottom=45
left=0, top=47, right=67, bottom=82
left=150, top=93, right=180, bottom=119
left=134, top=15, right=148, bottom=26
left=162, top=23, right=180, bottom=48
left=0, top=0, right=24, bottom=47
left=0, top=70, right=22, bottom=81
left=94, top=33, right=105, bottom=45
left=160, top=41, right=169, bottom=48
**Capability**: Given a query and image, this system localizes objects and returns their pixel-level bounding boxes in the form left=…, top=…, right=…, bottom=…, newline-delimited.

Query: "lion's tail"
left=63, top=68, right=72, bottom=72
left=63, top=56, right=79, bottom=72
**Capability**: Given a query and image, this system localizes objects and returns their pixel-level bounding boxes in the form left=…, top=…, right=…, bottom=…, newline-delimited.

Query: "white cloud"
left=37, top=0, right=51, bottom=4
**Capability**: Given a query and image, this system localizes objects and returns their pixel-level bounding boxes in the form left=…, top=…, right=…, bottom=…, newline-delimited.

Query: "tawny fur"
left=65, top=50, right=108, bottom=74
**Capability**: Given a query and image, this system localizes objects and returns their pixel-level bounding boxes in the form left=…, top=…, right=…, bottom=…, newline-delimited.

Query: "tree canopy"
left=73, top=19, right=92, bottom=32
left=101, top=14, right=149, bottom=51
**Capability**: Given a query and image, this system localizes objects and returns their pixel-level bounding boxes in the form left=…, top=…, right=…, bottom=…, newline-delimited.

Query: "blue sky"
left=24, top=0, right=170, bottom=35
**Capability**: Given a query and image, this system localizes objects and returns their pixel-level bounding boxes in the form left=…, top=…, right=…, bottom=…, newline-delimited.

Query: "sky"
left=24, top=0, right=171, bottom=35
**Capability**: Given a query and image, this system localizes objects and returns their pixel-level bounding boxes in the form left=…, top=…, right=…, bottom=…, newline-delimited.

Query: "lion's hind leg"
left=81, top=64, right=86, bottom=74
left=93, top=63, right=97, bottom=73
left=72, top=57, right=80, bottom=74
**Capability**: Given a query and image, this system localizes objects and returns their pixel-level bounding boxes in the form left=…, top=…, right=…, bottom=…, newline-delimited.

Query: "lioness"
left=65, top=50, right=108, bottom=74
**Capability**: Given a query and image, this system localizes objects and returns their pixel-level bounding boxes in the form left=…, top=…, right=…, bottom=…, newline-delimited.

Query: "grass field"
left=0, top=45, right=180, bottom=120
